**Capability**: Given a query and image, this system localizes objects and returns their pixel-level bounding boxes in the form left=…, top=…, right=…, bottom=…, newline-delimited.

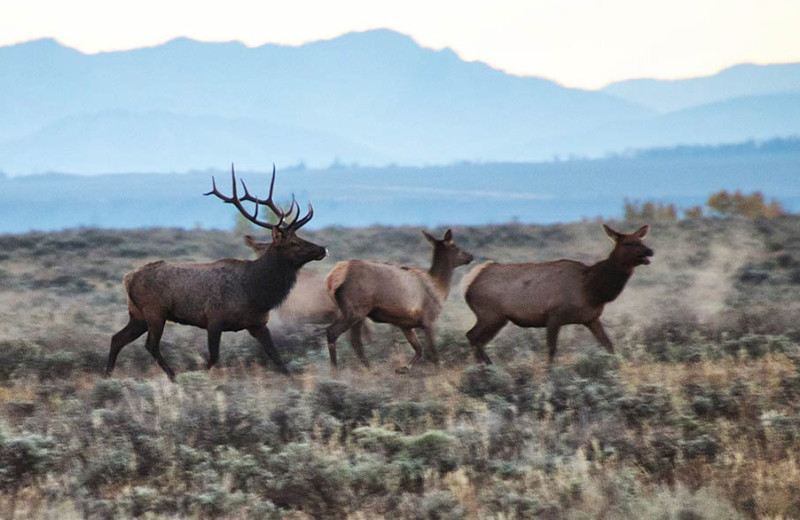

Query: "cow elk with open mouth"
left=463, top=224, right=653, bottom=365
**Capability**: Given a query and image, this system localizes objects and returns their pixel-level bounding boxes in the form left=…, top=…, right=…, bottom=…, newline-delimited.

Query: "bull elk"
left=325, top=229, right=473, bottom=371
left=105, top=165, right=326, bottom=380
left=463, top=224, right=653, bottom=365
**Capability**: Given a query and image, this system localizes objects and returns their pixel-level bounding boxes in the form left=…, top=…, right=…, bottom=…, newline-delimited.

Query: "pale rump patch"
left=460, top=261, right=495, bottom=297
left=325, top=262, right=352, bottom=301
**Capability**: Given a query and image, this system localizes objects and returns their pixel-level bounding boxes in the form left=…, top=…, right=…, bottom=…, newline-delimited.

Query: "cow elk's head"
left=602, top=224, right=654, bottom=268
left=422, top=229, right=474, bottom=268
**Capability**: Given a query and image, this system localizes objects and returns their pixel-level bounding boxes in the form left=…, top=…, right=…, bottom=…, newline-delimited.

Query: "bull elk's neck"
left=583, top=256, right=633, bottom=306
left=245, top=250, right=299, bottom=311
left=428, top=252, right=456, bottom=301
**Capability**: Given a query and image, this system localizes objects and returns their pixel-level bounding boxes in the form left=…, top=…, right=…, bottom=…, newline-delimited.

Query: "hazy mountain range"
left=1, top=29, right=799, bottom=175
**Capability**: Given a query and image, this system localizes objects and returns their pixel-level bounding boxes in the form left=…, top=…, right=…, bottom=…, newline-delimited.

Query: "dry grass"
left=0, top=218, right=799, bottom=519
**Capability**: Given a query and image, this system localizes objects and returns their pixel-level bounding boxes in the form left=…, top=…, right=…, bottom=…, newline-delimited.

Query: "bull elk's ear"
left=271, top=227, right=283, bottom=243
left=244, top=235, right=257, bottom=248
left=602, top=224, right=622, bottom=242
left=443, top=229, right=454, bottom=244
left=422, top=230, right=437, bottom=245
left=634, top=225, right=650, bottom=239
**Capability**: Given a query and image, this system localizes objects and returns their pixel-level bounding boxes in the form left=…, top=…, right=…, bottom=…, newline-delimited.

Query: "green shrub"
left=0, top=426, right=59, bottom=492
left=458, top=365, right=513, bottom=400
left=261, top=442, right=353, bottom=518
left=313, top=379, right=388, bottom=425
left=380, top=400, right=448, bottom=434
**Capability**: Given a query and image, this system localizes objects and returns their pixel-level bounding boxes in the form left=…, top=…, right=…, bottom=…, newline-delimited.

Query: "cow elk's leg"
left=586, top=319, right=614, bottom=354
left=349, top=320, right=370, bottom=368
left=396, top=328, right=425, bottom=373
left=422, top=326, right=440, bottom=366
left=466, top=316, right=507, bottom=365
left=248, top=325, right=289, bottom=374
left=206, top=326, right=223, bottom=369
left=325, top=314, right=363, bottom=368
left=546, top=319, right=561, bottom=365
left=143, top=319, right=177, bottom=381
left=105, top=316, right=148, bottom=377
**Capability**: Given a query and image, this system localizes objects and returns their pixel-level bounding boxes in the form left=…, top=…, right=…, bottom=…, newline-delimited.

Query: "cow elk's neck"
left=428, top=249, right=456, bottom=300
left=584, top=253, right=634, bottom=306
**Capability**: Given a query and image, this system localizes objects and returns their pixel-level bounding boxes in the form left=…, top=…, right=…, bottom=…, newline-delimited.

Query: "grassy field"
left=1, top=217, right=800, bottom=519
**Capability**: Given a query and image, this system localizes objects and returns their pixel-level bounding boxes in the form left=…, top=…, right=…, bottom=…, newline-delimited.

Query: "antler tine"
left=288, top=201, right=314, bottom=231
left=203, top=163, right=278, bottom=230
left=237, top=165, right=286, bottom=224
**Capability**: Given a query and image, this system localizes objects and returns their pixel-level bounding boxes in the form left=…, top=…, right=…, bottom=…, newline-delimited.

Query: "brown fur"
left=324, top=230, right=473, bottom=370
left=464, top=224, right=653, bottom=365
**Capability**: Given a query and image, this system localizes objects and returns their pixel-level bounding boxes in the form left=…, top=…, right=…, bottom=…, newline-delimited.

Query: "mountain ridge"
left=1, top=30, right=799, bottom=174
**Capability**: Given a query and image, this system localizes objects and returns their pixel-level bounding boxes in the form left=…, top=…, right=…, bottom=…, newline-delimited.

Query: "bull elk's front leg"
left=248, top=325, right=290, bottom=374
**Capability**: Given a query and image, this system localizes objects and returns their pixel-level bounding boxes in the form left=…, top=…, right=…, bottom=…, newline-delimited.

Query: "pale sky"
left=2, top=0, right=799, bottom=89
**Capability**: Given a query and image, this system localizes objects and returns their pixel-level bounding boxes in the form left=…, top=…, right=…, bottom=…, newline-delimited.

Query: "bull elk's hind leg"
left=105, top=315, right=148, bottom=377
left=143, top=318, right=177, bottom=381
left=248, top=325, right=290, bottom=374
left=206, top=326, right=223, bottom=369
left=546, top=318, right=561, bottom=365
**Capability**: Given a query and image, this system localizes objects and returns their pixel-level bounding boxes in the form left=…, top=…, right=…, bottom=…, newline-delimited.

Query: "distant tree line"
left=625, top=190, right=788, bottom=222
left=634, top=137, right=800, bottom=159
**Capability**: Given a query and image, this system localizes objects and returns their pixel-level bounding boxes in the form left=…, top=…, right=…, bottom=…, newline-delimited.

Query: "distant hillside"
left=0, top=31, right=647, bottom=174
left=0, top=147, right=798, bottom=233
left=603, top=62, right=800, bottom=113
left=2, top=31, right=800, bottom=174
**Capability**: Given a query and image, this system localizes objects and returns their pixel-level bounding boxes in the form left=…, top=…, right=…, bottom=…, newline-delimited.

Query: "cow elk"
left=325, top=229, right=473, bottom=371
left=463, top=224, right=653, bottom=365
left=105, top=165, right=326, bottom=380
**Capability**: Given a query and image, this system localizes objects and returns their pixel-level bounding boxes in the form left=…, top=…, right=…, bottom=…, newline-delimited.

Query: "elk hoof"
left=395, top=366, right=410, bottom=375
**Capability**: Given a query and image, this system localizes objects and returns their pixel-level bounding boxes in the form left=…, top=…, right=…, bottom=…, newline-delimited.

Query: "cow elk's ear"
left=443, top=229, right=454, bottom=244
left=602, top=224, right=622, bottom=242
left=422, top=230, right=437, bottom=245
left=634, top=225, right=650, bottom=239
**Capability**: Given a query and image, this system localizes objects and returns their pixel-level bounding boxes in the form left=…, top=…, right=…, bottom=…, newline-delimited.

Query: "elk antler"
left=205, top=164, right=314, bottom=231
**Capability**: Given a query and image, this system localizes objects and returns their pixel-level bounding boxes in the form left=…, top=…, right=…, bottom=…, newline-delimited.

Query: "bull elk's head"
left=602, top=224, right=654, bottom=268
left=207, top=164, right=327, bottom=267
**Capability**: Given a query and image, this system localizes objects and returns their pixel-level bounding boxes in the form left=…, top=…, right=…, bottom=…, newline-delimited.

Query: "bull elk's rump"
left=463, top=224, right=653, bottom=365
